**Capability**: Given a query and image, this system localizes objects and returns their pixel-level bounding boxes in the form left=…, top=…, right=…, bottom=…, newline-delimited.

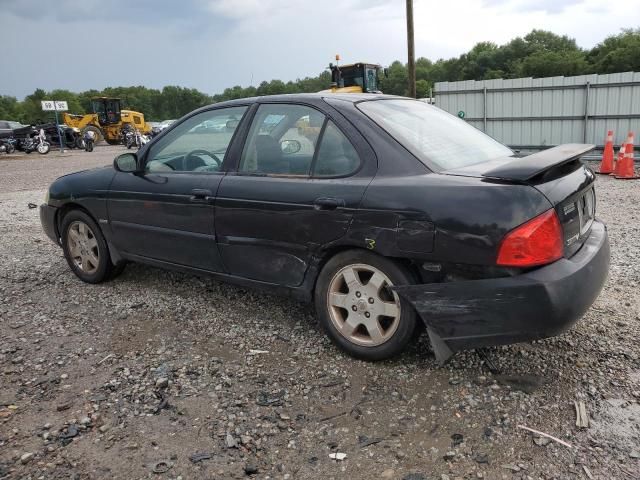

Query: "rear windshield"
left=358, top=99, right=513, bottom=170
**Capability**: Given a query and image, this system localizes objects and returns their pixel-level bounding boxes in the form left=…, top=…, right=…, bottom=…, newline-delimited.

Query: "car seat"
left=255, top=135, right=288, bottom=174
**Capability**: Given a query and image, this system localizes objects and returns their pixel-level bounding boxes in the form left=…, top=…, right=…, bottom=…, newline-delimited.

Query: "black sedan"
left=40, top=94, right=610, bottom=362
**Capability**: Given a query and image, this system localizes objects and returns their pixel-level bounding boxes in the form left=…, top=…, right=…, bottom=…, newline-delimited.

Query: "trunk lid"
left=443, top=144, right=597, bottom=258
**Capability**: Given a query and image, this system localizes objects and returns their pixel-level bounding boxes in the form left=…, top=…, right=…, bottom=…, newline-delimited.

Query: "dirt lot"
left=0, top=147, right=639, bottom=480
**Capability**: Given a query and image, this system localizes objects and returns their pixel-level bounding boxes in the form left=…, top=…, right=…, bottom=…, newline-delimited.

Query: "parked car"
left=151, top=119, right=176, bottom=137
left=39, top=94, right=610, bottom=362
left=0, top=120, right=26, bottom=136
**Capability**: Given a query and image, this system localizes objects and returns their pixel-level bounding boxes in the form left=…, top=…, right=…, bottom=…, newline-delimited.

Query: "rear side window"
left=312, top=121, right=360, bottom=177
left=239, top=104, right=360, bottom=178
left=358, top=99, right=512, bottom=170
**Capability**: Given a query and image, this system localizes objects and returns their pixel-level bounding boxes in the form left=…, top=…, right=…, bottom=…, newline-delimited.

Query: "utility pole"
left=406, top=0, right=416, bottom=98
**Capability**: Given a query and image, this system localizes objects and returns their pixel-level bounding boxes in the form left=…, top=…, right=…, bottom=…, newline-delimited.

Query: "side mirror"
left=280, top=139, right=301, bottom=155
left=113, top=153, right=139, bottom=173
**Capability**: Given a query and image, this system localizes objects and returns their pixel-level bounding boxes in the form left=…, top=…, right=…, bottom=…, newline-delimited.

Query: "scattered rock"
left=226, top=433, right=238, bottom=449
left=402, top=474, right=427, bottom=480
left=155, top=377, right=169, bottom=388
left=533, top=435, right=552, bottom=447
left=189, top=452, right=212, bottom=463
left=443, top=451, right=456, bottom=461
left=474, top=453, right=489, bottom=464
left=329, top=452, right=346, bottom=461
left=494, top=374, right=544, bottom=393
left=20, top=453, right=34, bottom=464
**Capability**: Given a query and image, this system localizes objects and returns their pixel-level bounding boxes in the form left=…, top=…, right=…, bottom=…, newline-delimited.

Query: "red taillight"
left=496, top=209, right=563, bottom=267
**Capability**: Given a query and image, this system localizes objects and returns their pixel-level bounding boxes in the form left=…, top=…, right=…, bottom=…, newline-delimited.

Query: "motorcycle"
left=22, top=129, right=50, bottom=154
left=0, top=136, right=16, bottom=154
left=122, top=125, right=135, bottom=149
left=38, top=123, right=82, bottom=149
left=81, top=129, right=95, bottom=152
left=134, top=129, right=151, bottom=149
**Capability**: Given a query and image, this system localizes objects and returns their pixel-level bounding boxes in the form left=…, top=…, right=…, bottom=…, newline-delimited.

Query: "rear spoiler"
left=482, top=144, right=595, bottom=182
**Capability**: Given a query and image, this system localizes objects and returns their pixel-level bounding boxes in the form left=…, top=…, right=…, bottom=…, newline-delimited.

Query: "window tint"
left=312, top=121, right=360, bottom=177
left=240, top=104, right=325, bottom=176
left=145, top=106, right=247, bottom=173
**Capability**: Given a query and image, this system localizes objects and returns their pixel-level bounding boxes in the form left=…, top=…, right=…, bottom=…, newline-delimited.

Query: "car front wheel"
left=315, top=250, right=419, bottom=361
left=60, top=210, right=122, bottom=283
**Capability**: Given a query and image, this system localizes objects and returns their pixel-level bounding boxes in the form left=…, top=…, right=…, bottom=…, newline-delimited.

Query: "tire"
left=81, top=125, right=103, bottom=144
left=86, top=141, right=93, bottom=152
left=61, top=210, right=118, bottom=284
left=6, top=144, right=15, bottom=154
left=314, top=250, right=419, bottom=361
left=37, top=142, right=50, bottom=154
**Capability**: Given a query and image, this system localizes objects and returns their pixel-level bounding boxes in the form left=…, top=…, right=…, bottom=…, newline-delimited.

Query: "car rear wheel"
left=60, top=210, right=123, bottom=283
left=315, top=250, right=419, bottom=361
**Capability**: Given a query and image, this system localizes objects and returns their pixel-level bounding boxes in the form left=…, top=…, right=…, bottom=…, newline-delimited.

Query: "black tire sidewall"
left=60, top=210, right=112, bottom=284
left=314, top=250, right=419, bottom=361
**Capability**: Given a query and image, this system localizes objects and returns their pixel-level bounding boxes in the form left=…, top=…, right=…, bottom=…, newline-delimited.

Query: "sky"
left=0, top=0, right=638, bottom=99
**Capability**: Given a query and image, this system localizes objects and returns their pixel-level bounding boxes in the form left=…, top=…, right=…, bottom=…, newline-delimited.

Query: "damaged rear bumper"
left=394, top=220, right=610, bottom=363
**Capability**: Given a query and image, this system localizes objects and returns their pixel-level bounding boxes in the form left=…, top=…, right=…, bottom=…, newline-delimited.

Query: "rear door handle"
left=313, top=197, right=344, bottom=210
left=190, top=188, right=213, bottom=203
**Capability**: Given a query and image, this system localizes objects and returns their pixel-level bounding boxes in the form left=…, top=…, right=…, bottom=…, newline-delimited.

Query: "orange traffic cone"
left=596, top=130, right=615, bottom=174
left=611, top=134, right=628, bottom=177
left=614, top=132, right=638, bottom=180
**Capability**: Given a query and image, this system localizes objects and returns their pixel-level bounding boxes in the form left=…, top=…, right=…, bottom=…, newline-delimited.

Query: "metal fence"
left=434, top=72, right=640, bottom=153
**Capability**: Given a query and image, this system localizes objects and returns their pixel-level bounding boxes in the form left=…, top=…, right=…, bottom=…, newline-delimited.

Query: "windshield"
left=358, top=99, right=512, bottom=170
left=340, top=67, right=364, bottom=88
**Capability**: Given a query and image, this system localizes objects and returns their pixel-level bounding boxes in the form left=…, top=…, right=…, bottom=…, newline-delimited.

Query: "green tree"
left=0, top=96, right=20, bottom=121
left=587, top=29, right=640, bottom=73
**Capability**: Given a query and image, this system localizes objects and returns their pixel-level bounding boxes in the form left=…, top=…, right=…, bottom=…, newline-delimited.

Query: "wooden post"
left=406, top=0, right=416, bottom=98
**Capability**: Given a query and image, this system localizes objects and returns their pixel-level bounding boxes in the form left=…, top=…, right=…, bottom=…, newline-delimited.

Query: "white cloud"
left=0, top=0, right=638, bottom=98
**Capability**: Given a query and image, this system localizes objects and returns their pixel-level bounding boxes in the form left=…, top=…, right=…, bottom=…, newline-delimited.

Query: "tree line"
left=1, top=28, right=638, bottom=125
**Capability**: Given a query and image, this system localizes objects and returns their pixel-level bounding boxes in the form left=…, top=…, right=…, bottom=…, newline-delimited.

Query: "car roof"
left=209, top=93, right=408, bottom=109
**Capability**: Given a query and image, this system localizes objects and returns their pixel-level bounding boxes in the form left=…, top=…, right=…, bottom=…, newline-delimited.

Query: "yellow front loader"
left=62, top=97, right=151, bottom=145
left=320, top=56, right=387, bottom=94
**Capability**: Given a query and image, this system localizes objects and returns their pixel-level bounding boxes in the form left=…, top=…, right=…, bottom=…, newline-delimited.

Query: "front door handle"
left=190, top=188, right=213, bottom=203
left=313, top=197, right=344, bottom=210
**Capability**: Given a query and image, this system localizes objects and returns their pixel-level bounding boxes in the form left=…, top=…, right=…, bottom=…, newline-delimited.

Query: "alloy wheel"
left=327, top=263, right=401, bottom=347
left=66, top=221, right=100, bottom=274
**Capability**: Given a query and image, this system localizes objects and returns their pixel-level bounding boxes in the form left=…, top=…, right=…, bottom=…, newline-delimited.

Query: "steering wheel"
left=183, top=149, right=222, bottom=171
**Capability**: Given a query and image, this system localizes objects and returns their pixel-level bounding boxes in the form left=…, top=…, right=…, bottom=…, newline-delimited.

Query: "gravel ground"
left=0, top=148, right=639, bottom=480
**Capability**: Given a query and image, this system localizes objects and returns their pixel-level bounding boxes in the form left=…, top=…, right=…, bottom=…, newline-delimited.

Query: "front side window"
left=358, top=99, right=513, bottom=170
left=239, top=104, right=325, bottom=175
left=145, top=106, right=247, bottom=173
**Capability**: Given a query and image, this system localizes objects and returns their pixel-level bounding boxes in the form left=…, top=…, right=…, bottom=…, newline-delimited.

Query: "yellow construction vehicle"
left=320, top=55, right=387, bottom=94
left=62, top=97, right=151, bottom=145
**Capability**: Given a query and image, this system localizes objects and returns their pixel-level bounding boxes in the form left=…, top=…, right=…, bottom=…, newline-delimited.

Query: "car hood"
left=49, top=165, right=116, bottom=205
